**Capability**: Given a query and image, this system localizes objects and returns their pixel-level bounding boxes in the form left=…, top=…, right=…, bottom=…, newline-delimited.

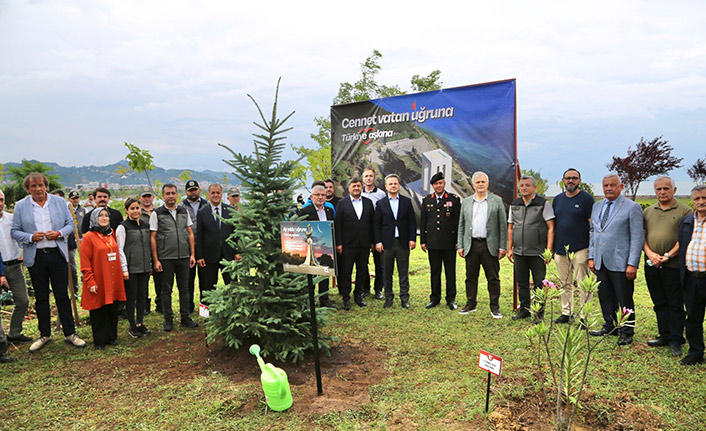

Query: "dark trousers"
left=188, top=264, right=207, bottom=312
left=464, top=239, right=501, bottom=312
left=684, top=273, right=706, bottom=358
left=383, top=239, right=411, bottom=302
left=125, top=272, right=150, bottom=328
left=339, top=246, right=369, bottom=302
left=363, top=249, right=384, bottom=294
left=161, top=258, right=191, bottom=321
left=68, top=247, right=79, bottom=293
left=153, top=270, right=163, bottom=311
left=27, top=248, right=75, bottom=337
left=428, top=248, right=457, bottom=304
left=596, top=267, right=635, bottom=336
left=202, top=261, right=233, bottom=305
left=89, top=302, right=118, bottom=347
left=514, top=255, right=546, bottom=311
left=644, top=265, right=685, bottom=345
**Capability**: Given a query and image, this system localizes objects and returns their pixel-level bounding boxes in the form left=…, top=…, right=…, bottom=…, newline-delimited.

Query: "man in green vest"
left=149, top=183, right=198, bottom=332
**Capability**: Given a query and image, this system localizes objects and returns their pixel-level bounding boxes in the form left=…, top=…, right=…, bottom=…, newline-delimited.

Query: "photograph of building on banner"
left=331, top=79, right=517, bottom=217
left=280, top=221, right=337, bottom=277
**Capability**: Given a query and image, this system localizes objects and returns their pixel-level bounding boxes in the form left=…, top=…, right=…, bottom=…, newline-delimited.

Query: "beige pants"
left=555, top=248, right=592, bottom=317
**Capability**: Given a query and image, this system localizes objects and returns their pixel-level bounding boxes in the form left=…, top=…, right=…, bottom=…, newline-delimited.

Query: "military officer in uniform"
left=420, top=172, right=462, bottom=310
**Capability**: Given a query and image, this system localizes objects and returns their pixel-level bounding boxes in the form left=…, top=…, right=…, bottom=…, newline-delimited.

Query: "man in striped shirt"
left=678, top=185, right=706, bottom=365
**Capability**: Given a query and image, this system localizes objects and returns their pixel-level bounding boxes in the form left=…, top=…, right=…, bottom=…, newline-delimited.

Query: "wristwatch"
left=663, top=252, right=670, bottom=260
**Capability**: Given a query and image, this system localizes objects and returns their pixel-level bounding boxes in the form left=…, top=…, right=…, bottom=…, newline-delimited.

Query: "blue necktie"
left=601, top=201, right=612, bottom=229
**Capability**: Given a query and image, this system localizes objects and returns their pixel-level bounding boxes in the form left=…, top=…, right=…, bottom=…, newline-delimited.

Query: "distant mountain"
left=2, top=160, right=237, bottom=188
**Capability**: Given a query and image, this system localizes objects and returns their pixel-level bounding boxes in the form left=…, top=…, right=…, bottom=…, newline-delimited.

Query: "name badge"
left=107, top=252, right=117, bottom=262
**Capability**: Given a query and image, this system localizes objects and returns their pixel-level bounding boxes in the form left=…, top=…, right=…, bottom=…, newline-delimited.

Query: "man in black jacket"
left=182, top=180, right=209, bottom=313
left=375, top=174, right=417, bottom=309
left=196, top=183, right=237, bottom=305
left=298, top=184, right=336, bottom=308
left=80, top=187, right=123, bottom=234
left=335, top=178, right=375, bottom=310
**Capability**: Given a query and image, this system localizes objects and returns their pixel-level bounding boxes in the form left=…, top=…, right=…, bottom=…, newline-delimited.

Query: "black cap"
left=185, top=180, right=200, bottom=190
left=430, top=172, right=445, bottom=184
left=68, top=191, right=79, bottom=199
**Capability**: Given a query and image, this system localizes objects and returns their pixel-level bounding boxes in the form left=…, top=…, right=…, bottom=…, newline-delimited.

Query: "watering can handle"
left=278, top=368, right=286, bottom=397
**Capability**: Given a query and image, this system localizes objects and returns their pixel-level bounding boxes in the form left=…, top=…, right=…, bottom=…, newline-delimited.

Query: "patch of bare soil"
left=72, top=330, right=389, bottom=416
left=491, top=376, right=667, bottom=431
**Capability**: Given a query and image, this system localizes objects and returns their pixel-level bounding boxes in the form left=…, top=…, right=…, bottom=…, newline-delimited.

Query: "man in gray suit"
left=457, top=172, right=508, bottom=318
left=588, top=174, right=644, bottom=346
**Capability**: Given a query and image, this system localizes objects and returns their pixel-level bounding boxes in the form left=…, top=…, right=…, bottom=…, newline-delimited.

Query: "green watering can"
left=249, top=344, right=293, bottom=411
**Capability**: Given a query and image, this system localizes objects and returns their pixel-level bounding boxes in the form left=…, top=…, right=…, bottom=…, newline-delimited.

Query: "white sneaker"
left=491, top=310, right=504, bottom=319
left=29, top=336, right=52, bottom=353
left=64, top=334, right=87, bottom=348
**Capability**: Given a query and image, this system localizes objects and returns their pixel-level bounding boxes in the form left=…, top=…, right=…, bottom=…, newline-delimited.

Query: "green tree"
left=178, top=170, right=193, bottom=182
left=521, top=169, right=549, bottom=196
left=292, top=50, right=443, bottom=187
left=205, top=79, right=331, bottom=363
left=124, top=142, right=155, bottom=193
left=3, top=160, right=63, bottom=206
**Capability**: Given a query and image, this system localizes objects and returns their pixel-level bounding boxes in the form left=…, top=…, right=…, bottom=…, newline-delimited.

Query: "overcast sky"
left=2, top=0, right=705, bottom=185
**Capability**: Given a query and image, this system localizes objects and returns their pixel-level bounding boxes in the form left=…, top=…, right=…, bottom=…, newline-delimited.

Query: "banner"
left=331, top=79, right=517, bottom=214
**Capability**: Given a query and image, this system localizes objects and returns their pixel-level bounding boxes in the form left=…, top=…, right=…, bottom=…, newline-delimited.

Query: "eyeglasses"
left=563, top=176, right=579, bottom=181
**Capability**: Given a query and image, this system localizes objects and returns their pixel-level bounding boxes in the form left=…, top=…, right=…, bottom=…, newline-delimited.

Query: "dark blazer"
left=374, top=195, right=417, bottom=248
left=81, top=207, right=124, bottom=234
left=298, top=204, right=335, bottom=222
left=195, top=203, right=235, bottom=264
left=335, top=196, right=375, bottom=249
left=678, top=213, right=697, bottom=284
left=419, top=191, right=461, bottom=250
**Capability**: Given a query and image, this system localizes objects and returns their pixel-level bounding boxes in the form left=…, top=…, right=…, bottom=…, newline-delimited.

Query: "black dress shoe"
left=425, top=301, right=440, bottom=309
left=320, top=301, right=337, bottom=310
left=512, top=310, right=531, bottom=321
left=680, top=355, right=705, bottom=366
left=181, top=317, right=199, bottom=328
left=355, top=298, right=367, bottom=307
left=647, top=337, right=668, bottom=347
left=401, top=300, right=410, bottom=309
left=164, top=320, right=174, bottom=332
left=383, top=298, right=393, bottom=309
left=576, top=318, right=587, bottom=330
left=374, top=291, right=384, bottom=300
left=342, top=300, right=351, bottom=311
left=7, top=334, right=33, bottom=344
left=669, top=344, right=683, bottom=356
left=554, top=315, right=570, bottom=324
left=590, top=328, right=617, bottom=337
left=617, top=334, right=633, bottom=346
left=447, top=302, right=458, bottom=311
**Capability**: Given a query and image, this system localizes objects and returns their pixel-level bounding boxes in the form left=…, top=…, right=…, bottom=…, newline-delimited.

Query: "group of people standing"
left=302, top=167, right=706, bottom=367
left=0, top=173, right=241, bottom=359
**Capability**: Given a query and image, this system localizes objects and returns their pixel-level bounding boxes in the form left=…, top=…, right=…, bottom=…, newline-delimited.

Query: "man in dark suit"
left=677, top=185, right=706, bottom=365
left=375, top=174, right=417, bottom=309
left=335, top=177, right=375, bottom=310
left=182, top=180, right=209, bottom=313
left=196, top=183, right=238, bottom=305
left=80, top=186, right=123, bottom=233
left=420, top=172, right=461, bottom=310
left=299, top=184, right=336, bottom=308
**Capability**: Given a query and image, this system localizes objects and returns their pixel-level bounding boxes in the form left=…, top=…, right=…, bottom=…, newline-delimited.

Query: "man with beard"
left=182, top=180, right=208, bottom=313
left=552, top=168, right=594, bottom=325
left=80, top=187, right=123, bottom=234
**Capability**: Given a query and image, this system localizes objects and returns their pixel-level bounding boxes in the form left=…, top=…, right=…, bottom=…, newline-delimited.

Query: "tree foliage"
left=606, top=136, right=683, bottom=200
left=124, top=142, right=155, bottom=193
left=178, top=170, right=193, bottom=182
left=687, top=155, right=706, bottom=185
left=3, top=159, right=63, bottom=206
left=204, top=79, right=332, bottom=363
left=292, top=50, right=443, bottom=187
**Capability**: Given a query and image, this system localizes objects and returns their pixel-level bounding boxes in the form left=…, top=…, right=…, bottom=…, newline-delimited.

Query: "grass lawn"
left=2, top=248, right=705, bottom=430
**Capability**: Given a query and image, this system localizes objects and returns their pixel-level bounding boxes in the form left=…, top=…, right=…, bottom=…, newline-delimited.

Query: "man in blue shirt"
left=552, top=168, right=594, bottom=324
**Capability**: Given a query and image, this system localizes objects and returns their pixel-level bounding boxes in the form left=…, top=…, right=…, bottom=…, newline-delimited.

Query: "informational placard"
left=280, top=221, right=337, bottom=277
left=478, top=350, right=503, bottom=377
left=199, top=303, right=210, bottom=318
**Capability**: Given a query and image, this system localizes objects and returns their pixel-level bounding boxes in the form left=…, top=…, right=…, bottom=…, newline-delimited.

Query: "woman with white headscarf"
left=80, top=208, right=126, bottom=349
